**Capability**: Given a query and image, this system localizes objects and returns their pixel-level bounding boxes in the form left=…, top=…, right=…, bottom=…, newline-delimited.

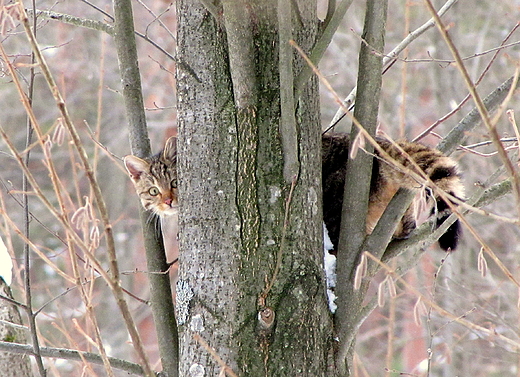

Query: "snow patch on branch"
left=323, top=223, right=337, bottom=313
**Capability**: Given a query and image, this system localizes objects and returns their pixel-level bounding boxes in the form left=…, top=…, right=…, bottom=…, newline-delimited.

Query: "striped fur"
left=124, top=137, right=178, bottom=217
left=322, top=133, right=464, bottom=252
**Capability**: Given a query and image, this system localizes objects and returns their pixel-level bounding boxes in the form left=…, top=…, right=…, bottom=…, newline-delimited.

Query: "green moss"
left=3, top=333, right=16, bottom=342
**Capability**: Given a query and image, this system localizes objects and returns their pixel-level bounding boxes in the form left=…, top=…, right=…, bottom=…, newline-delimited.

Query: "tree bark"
left=113, top=0, right=179, bottom=374
left=176, top=1, right=331, bottom=375
left=334, top=0, right=388, bottom=374
left=0, top=280, right=32, bottom=377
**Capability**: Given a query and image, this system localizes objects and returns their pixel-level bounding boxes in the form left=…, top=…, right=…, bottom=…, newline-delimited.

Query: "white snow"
left=0, top=236, right=12, bottom=285
left=323, top=223, right=337, bottom=312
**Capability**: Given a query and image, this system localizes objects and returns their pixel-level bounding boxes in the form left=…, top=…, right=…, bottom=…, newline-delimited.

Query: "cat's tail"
left=436, top=196, right=463, bottom=251
left=378, top=139, right=465, bottom=251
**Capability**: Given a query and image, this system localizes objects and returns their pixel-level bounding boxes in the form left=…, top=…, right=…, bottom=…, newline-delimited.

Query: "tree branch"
left=438, top=75, right=520, bottom=155
left=334, top=0, right=388, bottom=373
left=112, top=0, right=179, bottom=374
left=221, top=0, right=257, bottom=109
left=423, top=0, right=520, bottom=212
left=329, top=0, right=459, bottom=128
left=221, top=0, right=260, bottom=271
left=29, top=9, right=114, bottom=34
left=28, top=9, right=176, bottom=62
left=278, top=3, right=299, bottom=183
left=0, top=341, right=153, bottom=376
left=294, top=0, right=355, bottom=97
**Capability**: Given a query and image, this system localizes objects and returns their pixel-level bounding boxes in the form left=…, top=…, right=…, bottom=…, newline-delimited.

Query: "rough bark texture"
left=113, top=0, right=179, bottom=374
left=0, top=280, right=32, bottom=377
left=334, top=0, right=388, bottom=374
left=176, top=1, right=331, bottom=375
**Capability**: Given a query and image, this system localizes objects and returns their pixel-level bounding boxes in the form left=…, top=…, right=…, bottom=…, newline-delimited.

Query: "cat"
left=124, top=134, right=464, bottom=252
left=322, top=132, right=464, bottom=252
left=124, top=137, right=179, bottom=217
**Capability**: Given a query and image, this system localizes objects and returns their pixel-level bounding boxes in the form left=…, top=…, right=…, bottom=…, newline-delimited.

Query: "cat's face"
left=124, top=137, right=178, bottom=217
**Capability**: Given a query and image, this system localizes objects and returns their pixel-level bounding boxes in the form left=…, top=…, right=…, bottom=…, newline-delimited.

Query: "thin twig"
left=461, top=137, right=518, bottom=150
left=329, top=0, right=459, bottom=129
left=423, top=0, right=520, bottom=220
left=134, top=0, right=176, bottom=41
left=16, top=4, right=154, bottom=376
left=22, top=0, right=46, bottom=373
left=0, top=341, right=151, bottom=376
left=413, top=22, right=520, bottom=142
left=365, top=251, right=520, bottom=351
left=192, top=334, right=239, bottom=377
left=260, top=176, right=297, bottom=303
left=0, top=294, right=28, bottom=310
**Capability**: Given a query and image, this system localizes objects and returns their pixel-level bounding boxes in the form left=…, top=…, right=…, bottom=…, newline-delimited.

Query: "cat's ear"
left=162, top=137, right=177, bottom=161
left=124, top=155, right=150, bottom=181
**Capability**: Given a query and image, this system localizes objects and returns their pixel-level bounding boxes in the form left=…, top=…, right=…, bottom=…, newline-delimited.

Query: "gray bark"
left=176, top=1, right=331, bottom=375
left=0, top=280, right=32, bottom=377
left=112, top=0, right=179, bottom=375
left=334, top=0, right=388, bottom=374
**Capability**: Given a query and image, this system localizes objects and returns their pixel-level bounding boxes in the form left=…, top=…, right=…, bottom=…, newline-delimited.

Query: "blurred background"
left=0, top=0, right=519, bottom=375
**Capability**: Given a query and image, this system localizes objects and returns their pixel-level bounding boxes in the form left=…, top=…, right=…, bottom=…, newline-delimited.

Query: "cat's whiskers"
left=145, top=211, right=161, bottom=234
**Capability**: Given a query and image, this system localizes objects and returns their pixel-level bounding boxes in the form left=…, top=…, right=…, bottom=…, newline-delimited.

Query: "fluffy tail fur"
left=322, top=133, right=464, bottom=252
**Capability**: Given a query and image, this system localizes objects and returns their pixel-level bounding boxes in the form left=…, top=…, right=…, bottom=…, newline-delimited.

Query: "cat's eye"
left=171, top=179, right=177, bottom=189
left=148, top=187, right=160, bottom=196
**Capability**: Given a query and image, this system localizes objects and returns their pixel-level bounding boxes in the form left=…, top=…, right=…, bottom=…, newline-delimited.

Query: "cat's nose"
left=164, top=198, right=173, bottom=206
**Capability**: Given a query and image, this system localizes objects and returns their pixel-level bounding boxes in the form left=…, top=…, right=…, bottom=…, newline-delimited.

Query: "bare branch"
left=29, top=9, right=114, bottom=34
left=278, top=1, right=299, bottom=183
left=294, top=0, right=355, bottom=97
left=423, top=0, right=520, bottom=214
left=329, top=0, right=459, bottom=129
left=334, top=0, right=388, bottom=372
left=111, top=0, right=179, bottom=374
left=367, top=251, right=520, bottom=350
left=0, top=341, right=152, bottom=376
left=16, top=4, right=155, bottom=376
left=414, top=22, right=520, bottom=143
left=28, top=9, right=176, bottom=62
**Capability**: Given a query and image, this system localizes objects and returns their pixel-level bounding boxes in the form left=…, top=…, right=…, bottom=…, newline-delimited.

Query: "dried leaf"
left=44, top=135, right=53, bottom=154
left=377, top=279, right=385, bottom=307
left=413, top=297, right=427, bottom=326
left=477, top=247, right=487, bottom=277
left=386, top=275, right=397, bottom=298
left=90, top=224, right=100, bottom=249
left=52, top=119, right=66, bottom=146
left=353, top=254, right=367, bottom=290
left=350, top=132, right=365, bottom=159
left=70, top=207, right=87, bottom=230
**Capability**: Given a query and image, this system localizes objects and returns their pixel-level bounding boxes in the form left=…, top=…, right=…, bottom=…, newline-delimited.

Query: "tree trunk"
left=0, top=280, right=32, bottom=377
left=176, top=1, right=332, bottom=375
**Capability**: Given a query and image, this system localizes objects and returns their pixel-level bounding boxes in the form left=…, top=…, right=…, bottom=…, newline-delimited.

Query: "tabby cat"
left=124, top=137, right=179, bottom=217
left=322, top=133, right=464, bottom=252
left=124, top=134, right=464, bottom=251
